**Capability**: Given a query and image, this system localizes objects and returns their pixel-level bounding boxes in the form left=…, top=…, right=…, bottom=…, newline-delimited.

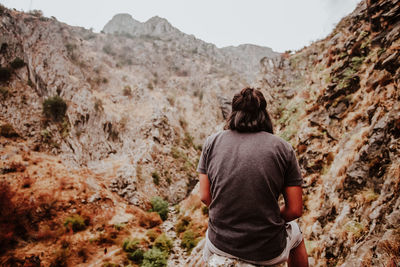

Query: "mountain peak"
left=146, top=16, right=170, bottom=24
left=103, top=13, right=178, bottom=37
left=103, top=13, right=141, bottom=34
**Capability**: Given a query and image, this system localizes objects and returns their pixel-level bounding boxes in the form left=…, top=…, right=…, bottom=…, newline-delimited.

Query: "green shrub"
left=0, top=67, right=11, bottom=82
left=150, top=197, right=169, bottom=221
left=181, top=230, right=199, bottom=253
left=10, top=57, right=25, bottom=69
left=128, top=248, right=144, bottom=263
left=102, top=45, right=114, bottom=56
left=146, top=229, right=160, bottom=242
left=123, top=85, right=132, bottom=96
left=171, top=146, right=183, bottom=159
left=114, top=223, right=126, bottom=231
left=94, top=99, right=103, bottom=113
left=141, top=247, right=167, bottom=267
left=183, top=132, right=194, bottom=148
left=122, top=238, right=140, bottom=253
left=147, top=82, right=154, bottom=90
left=166, top=175, right=172, bottom=185
left=350, top=56, right=365, bottom=71
left=0, top=87, right=9, bottom=98
left=193, top=89, right=203, bottom=100
left=152, top=171, right=160, bottom=185
left=344, top=221, right=364, bottom=239
left=41, top=129, right=52, bottom=142
left=43, top=96, right=67, bottom=121
left=175, top=216, right=190, bottom=234
left=102, top=262, right=118, bottom=267
left=154, top=233, right=172, bottom=253
left=0, top=123, right=18, bottom=138
left=65, top=43, right=76, bottom=53
left=64, top=215, right=86, bottom=232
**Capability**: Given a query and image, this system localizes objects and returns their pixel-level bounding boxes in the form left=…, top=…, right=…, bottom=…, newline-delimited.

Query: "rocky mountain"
left=0, top=6, right=277, bottom=266
left=0, top=0, right=399, bottom=266
left=0, top=8, right=278, bottom=206
left=103, top=13, right=278, bottom=82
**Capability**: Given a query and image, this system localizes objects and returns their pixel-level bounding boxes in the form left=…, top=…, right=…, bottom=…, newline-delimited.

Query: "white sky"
left=1, top=0, right=361, bottom=52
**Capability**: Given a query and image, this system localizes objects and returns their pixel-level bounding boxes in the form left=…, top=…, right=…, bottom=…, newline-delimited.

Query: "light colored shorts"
left=203, top=221, right=303, bottom=266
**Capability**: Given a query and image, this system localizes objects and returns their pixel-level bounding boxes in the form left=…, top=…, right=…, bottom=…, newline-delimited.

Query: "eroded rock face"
left=184, top=0, right=399, bottom=265
left=103, top=13, right=279, bottom=83
left=253, top=0, right=400, bottom=265
left=0, top=7, right=278, bottom=207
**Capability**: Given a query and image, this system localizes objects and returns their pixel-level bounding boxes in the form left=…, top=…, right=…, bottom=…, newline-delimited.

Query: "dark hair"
left=224, top=88, right=273, bottom=133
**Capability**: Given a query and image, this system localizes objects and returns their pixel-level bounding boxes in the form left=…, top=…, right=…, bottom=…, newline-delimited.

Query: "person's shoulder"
left=258, top=132, right=294, bottom=152
left=205, top=130, right=228, bottom=144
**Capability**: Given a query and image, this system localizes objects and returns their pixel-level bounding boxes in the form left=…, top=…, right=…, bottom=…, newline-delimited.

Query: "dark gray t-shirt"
left=197, top=130, right=303, bottom=261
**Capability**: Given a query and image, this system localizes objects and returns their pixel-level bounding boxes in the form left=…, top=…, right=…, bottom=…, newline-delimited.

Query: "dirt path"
left=160, top=206, right=190, bottom=266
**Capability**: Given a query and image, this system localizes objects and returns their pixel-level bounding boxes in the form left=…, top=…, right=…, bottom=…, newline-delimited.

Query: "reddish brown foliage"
left=0, top=183, right=60, bottom=254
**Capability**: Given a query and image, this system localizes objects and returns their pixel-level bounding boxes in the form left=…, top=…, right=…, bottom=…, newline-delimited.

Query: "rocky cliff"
left=0, top=8, right=278, bottom=207
left=0, top=5, right=277, bottom=266
left=103, top=13, right=278, bottom=82
left=263, top=1, right=400, bottom=265
left=187, top=0, right=400, bottom=266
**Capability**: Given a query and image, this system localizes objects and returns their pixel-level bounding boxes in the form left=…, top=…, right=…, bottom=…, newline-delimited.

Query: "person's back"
left=198, top=88, right=309, bottom=266
left=199, top=130, right=302, bottom=261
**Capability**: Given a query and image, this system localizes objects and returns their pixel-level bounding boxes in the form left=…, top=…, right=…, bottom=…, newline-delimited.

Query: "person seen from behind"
left=197, top=87, right=309, bottom=266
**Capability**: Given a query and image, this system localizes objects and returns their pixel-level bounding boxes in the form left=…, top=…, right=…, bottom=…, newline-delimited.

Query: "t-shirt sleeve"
left=284, top=146, right=303, bottom=187
left=196, top=137, right=210, bottom=174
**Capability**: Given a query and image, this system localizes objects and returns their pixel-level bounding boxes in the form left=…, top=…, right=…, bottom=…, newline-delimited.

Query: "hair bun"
left=233, top=88, right=259, bottom=112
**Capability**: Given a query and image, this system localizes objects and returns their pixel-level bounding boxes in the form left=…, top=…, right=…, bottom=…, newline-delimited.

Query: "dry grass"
left=126, top=206, right=162, bottom=229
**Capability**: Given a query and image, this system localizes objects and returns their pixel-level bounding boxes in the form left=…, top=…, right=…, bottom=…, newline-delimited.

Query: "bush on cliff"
left=0, top=123, right=19, bottom=138
left=64, top=214, right=86, bottom=232
left=43, top=96, right=67, bottom=121
left=181, top=230, right=199, bottom=253
left=154, top=233, right=173, bottom=253
left=10, top=57, right=25, bottom=69
left=141, top=247, right=167, bottom=267
left=150, top=197, right=168, bottom=221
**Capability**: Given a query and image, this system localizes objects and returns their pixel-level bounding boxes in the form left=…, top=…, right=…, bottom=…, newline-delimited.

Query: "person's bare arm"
left=280, top=186, right=303, bottom=222
left=199, top=173, right=211, bottom=207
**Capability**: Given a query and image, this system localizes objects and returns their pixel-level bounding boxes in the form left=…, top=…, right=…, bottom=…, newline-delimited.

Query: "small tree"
left=10, top=57, right=25, bottom=69
left=43, top=96, right=67, bottom=121
left=150, top=197, right=169, bottom=221
left=64, top=214, right=86, bottom=232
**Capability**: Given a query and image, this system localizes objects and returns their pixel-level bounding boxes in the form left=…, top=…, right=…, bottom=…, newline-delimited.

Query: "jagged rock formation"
left=0, top=5, right=277, bottom=266
left=103, top=14, right=180, bottom=37
left=256, top=0, right=400, bottom=265
left=186, top=0, right=400, bottom=266
left=103, top=13, right=278, bottom=82
left=0, top=7, right=278, bottom=207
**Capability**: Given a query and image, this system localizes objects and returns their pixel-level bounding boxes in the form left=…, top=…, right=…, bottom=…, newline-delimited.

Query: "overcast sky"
left=1, top=0, right=361, bottom=52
